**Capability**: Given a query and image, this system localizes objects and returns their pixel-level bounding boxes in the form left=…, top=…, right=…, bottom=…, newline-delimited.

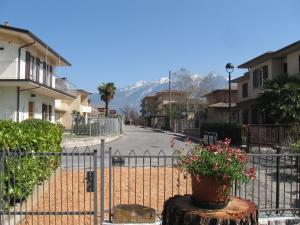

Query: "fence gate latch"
left=86, top=171, right=95, bottom=192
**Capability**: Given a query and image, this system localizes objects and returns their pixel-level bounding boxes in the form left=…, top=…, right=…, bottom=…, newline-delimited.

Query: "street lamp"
left=226, top=63, right=234, bottom=124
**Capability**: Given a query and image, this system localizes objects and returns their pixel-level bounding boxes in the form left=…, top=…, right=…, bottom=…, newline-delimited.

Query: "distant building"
left=141, top=90, right=205, bottom=131
left=233, top=40, right=300, bottom=124
left=202, top=84, right=238, bottom=123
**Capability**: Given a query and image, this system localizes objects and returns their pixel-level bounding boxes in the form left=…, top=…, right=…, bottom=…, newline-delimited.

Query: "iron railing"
left=1, top=142, right=299, bottom=224
left=107, top=148, right=300, bottom=220
left=0, top=146, right=100, bottom=225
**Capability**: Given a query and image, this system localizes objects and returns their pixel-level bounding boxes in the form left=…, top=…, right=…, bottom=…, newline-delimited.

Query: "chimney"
left=3, top=21, right=9, bottom=26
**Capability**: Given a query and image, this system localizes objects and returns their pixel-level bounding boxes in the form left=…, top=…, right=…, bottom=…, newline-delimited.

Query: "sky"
left=1, top=0, right=300, bottom=92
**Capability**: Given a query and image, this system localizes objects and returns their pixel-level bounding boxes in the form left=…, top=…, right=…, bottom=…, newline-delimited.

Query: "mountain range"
left=90, top=71, right=228, bottom=112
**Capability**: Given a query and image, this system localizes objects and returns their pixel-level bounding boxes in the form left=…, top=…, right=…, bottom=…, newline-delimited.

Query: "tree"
left=258, top=74, right=300, bottom=124
left=120, top=105, right=139, bottom=122
left=97, top=82, right=116, bottom=117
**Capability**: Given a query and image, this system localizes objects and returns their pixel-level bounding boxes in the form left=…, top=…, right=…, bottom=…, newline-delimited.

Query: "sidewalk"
left=61, top=133, right=123, bottom=147
left=136, top=125, right=202, bottom=143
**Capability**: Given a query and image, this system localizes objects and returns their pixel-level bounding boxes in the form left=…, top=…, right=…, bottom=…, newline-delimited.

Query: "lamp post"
left=226, top=63, right=234, bottom=124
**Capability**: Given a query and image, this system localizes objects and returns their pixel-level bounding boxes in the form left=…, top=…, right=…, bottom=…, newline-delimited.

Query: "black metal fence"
left=1, top=143, right=300, bottom=224
left=0, top=148, right=99, bottom=225
left=107, top=149, right=300, bottom=219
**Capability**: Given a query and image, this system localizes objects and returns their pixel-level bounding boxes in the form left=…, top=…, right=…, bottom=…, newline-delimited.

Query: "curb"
left=62, top=134, right=123, bottom=148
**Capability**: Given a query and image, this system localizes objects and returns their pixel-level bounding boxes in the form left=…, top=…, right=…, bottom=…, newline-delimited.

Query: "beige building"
left=233, top=40, right=300, bottom=124
left=55, top=89, right=92, bottom=129
left=203, top=84, right=238, bottom=123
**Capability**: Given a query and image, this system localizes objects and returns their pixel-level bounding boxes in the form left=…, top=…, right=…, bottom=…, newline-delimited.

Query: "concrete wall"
left=248, top=59, right=272, bottom=99
left=287, top=49, right=300, bottom=75
left=0, top=87, right=55, bottom=121
left=0, top=41, right=18, bottom=79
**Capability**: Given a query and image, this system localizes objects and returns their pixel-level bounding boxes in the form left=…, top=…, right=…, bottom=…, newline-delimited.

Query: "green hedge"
left=201, top=122, right=242, bottom=146
left=0, top=119, right=63, bottom=210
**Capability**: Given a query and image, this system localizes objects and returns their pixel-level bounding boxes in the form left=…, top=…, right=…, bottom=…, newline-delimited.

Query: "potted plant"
left=173, top=138, right=256, bottom=209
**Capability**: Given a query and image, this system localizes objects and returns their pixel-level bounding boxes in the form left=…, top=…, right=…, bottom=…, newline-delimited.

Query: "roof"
left=238, top=40, right=300, bottom=69
left=76, top=89, right=92, bottom=95
left=202, top=83, right=238, bottom=97
left=238, top=52, right=273, bottom=69
left=208, top=102, right=237, bottom=108
left=231, top=72, right=250, bottom=83
left=0, top=25, right=71, bottom=66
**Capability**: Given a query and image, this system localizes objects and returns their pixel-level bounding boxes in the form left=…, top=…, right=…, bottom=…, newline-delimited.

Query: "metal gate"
left=0, top=144, right=101, bottom=225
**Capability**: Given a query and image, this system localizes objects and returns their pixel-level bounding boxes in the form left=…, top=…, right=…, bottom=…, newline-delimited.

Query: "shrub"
left=201, top=123, right=242, bottom=146
left=0, top=119, right=63, bottom=210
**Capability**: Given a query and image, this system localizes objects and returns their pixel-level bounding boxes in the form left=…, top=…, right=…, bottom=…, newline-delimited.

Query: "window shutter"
left=263, top=66, right=268, bottom=79
left=36, top=58, right=40, bottom=82
left=25, top=51, right=31, bottom=79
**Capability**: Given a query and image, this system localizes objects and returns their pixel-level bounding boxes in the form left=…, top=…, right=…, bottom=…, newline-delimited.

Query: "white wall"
left=0, top=86, right=55, bottom=122
left=0, top=86, right=17, bottom=120
left=0, top=41, right=18, bottom=79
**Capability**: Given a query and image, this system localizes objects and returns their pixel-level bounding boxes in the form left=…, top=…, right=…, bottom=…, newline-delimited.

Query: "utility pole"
left=169, top=70, right=172, bottom=131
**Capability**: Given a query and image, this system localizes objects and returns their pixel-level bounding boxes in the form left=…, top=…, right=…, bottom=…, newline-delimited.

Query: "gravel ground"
left=19, top=167, right=191, bottom=225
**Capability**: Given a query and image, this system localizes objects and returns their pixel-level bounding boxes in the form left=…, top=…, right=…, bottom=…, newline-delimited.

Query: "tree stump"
left=162, top=195, right=258, bottom=225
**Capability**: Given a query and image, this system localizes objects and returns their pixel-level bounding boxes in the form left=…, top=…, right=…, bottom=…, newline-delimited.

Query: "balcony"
left=55, top=100, right=69, bottom=112
left=80, top=105, right=92, bottom=113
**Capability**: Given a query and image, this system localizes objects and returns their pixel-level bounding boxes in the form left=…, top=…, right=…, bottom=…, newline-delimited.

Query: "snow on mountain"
left=90, top=72, right=227, bottom=112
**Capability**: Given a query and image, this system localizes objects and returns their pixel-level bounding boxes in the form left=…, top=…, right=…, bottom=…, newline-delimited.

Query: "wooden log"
left=162, top=195, right=258, bottom=225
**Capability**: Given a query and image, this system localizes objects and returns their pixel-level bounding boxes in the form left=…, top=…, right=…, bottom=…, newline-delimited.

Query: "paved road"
left=61, top=125, right=191, bottom=168
left=106, top=125, right=189, bottom=155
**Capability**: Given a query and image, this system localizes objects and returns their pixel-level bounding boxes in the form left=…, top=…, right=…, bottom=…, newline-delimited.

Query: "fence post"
left=246, top=125, right=250, bottom=153
left=108, top=147, right=112, bottom=222
left=100, top=139, right=105, bottom=224
left=93, top=149, right=98, bottom=225
left=276, top=146, right=280, bottom=214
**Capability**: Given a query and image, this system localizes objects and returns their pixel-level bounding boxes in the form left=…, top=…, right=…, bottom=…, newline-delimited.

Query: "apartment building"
left=203, top=84, right=238, bottom=123
left=0, top=23, right=75, bottom=122
left=55, top=89, right=92, bottom=129
left=141, top=90, right=204, bottom=130
left=233, top=40, right=300, bottom=124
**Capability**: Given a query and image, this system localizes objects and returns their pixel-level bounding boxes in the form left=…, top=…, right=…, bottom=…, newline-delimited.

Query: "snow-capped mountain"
left=90, top=71, right=227, bottom=112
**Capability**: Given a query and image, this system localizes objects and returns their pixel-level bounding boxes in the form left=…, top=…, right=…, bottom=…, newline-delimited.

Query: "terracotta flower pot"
left=191, top=174, right=231, bottom=209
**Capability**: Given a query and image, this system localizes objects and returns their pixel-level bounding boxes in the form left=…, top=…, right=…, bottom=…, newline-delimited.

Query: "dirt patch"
left=20, top=167, right=191, bottom=225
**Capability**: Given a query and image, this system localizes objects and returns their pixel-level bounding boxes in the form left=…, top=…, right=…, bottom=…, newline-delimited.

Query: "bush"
left=201, top=123, right=242, bottom=146
left=0, top=119, right=63, bottom=210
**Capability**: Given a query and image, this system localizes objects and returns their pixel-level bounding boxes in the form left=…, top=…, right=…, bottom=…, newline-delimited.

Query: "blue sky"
left=1, top=0, right=300, bottom=92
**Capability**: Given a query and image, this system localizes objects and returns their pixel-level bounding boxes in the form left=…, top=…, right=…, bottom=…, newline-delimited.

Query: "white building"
left=0, top=23, right=75, bottom=122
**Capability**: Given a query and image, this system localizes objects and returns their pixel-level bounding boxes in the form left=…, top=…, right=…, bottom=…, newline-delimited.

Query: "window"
left=48, top=105, right=52, bottom=121
left=43, top=62, right=47, bottom=84
left=30, top=56, right=35, bottom=80
left=258, top=69, right=263, bottom=86
left=242, top=83, right=248, bottom=98
left=25, top=51, right=31, bottom=79
left=42, top=104, right=48, bottom=121
left=36, top=58, right=40, bottom=82
left=263, top=65, right=268, bottom=80
left=284, top=62, right=288, bottom=75
left=28, top=101, right=35, bottom=119
left=253, top=69, right=259, bottom=88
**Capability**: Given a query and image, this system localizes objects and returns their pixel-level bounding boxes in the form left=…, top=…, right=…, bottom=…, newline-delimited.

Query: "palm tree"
left=258, top=74, right=300, bottom=124
left=97, top=82, right=116, bottom=117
